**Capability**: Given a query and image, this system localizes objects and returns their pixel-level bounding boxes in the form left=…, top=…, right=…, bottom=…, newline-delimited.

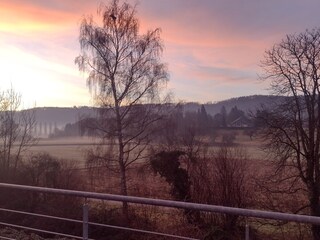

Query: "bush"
left=222, top=132, right=236, bottom=145
left=0, top=153, right=84, bottom=237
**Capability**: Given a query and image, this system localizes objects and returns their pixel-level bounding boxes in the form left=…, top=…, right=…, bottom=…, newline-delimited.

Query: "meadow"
left=27, top=136, right=100, bottom=166
left=27, top=129, right=267, bottom=166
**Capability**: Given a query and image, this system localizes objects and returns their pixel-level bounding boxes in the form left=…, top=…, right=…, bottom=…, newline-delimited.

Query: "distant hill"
left=19, top=95, right=283, bottom=136
left=19, top=107, right=97, bottom=136
left=183, top=95, right=284, bottom=116
left=32, top=107, right=96, bottom=125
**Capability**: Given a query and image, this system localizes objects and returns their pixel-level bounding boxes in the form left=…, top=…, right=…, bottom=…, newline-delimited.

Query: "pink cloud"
left=1, top=0, right=320, bottom=106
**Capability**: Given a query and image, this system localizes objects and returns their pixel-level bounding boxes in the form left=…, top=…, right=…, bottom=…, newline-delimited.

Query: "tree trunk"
left=312, top=225, right=320, bottom=240
left=119, top=158, right=129, bottom=219
left=116, top=104, right=129, bottom=219
left=310, top=190, right=320, bottom=240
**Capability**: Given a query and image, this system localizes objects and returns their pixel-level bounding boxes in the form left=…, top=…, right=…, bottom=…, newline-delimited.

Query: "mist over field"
left=17, top=95, right=267, bottom=166
left=23, top=95, right=278, bottom=137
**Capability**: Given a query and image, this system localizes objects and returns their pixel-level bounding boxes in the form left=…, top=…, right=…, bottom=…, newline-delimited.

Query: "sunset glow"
left=1, top=0, right=320, bottom=107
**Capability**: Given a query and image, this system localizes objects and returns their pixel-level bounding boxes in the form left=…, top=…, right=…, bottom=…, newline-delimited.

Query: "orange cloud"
left=1, top=0, right=316, bottom=106
left=0, top=1, right=80, bottom=34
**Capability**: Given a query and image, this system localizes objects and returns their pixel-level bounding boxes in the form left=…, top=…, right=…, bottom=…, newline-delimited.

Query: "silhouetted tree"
left=260, top=28, right=320, bottom=239
left=212, top=113, right=223, bottom=127
left=150, top=150, right=198, bottom=223
left=0, top=88, right=36, bottom=179
left=253, top=109, right=269, bottom=128
left=220, top=106, right=227, bottom=127
left=199, top=105, right=208, bottom=121
left=156, top=104, right=184, bottom=150
left=75, top=0, right=169, bottom=216
left=150, top=151, right=190, bottom=201
left=197, top=105, right=211, bottom=134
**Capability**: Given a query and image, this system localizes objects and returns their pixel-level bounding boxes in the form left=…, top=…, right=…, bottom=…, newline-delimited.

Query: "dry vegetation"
left=0, top=129, right=307, bottom=239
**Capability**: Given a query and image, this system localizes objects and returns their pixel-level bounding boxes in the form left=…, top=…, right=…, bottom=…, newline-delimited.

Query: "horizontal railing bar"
left=0, top=222, right=87, bottom=240
left=0, top=236, right=16, bottom=240
left=89, top=221, right=199, bottom=240
left=0, top=207, right=83, bottom=224
left=0, top=183, right=319, bottom=225
left=0, top=207, right=197, bottom=240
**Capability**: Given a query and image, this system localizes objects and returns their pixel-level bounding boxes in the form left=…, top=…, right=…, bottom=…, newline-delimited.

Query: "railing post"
left=245, top=220, right=250, bottom=240
left=83, top=200, right=89, bottom=240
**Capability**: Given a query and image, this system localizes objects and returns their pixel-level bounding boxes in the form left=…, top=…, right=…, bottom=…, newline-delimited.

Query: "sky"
left=1, top=0, right=320, bottom=108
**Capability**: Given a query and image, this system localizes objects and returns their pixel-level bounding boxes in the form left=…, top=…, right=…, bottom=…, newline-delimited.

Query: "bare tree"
left=188, top=146, right=252, bottom=233
left=211, top=147, right=251, bottom=230
left=0, top=88, right=36, bottom=179
left=75, top=0, right=169, bottom=216
left=260, top=28, right=320, bottom=239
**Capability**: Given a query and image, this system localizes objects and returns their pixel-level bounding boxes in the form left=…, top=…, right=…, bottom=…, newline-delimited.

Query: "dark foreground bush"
left=0, top=153, right=84, bottom=238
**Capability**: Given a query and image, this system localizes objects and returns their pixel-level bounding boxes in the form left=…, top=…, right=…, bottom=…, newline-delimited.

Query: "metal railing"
left=0, top=182, right=319, bottom=239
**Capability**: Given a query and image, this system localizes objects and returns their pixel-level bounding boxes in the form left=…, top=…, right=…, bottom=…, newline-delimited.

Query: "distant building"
left=229, top=116, right=251, bottom=128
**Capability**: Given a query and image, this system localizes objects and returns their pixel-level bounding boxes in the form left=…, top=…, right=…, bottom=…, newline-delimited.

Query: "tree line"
left=49, top=103, right=257, bottom=139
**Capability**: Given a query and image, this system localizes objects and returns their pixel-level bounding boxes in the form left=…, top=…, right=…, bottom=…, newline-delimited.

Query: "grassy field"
left=24, top=130, right=267, bottom=165
left=27, top=137, right=99, bottom=165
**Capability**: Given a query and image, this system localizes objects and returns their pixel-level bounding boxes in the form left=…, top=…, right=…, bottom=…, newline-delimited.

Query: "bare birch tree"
left=0, top=88, right=36, bottom=180
left=260, top=28, right=320, bottom=239
left=75, top=0, right=169, bottom=215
